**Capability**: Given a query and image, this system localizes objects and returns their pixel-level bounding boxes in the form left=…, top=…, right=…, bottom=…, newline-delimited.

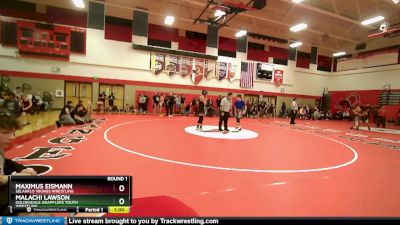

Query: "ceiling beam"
left=92, top=0, right=345, bottom=53
left=242, top=12, right=357, bottom=44
left=331, top=0, right=339, bottom=14
left=353, top=0, right=362, bottom=20
left=281, top=4, right=294, bottom=22
left=280, top=0, right=372, bottom=29
left=175, top=0, right=357, bottom=43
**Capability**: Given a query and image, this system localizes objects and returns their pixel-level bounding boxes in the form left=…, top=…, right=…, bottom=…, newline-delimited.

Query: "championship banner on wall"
left=218, top=62, right=227, bottom=80
left=165, top=55, right=180, bottom=76
left=192, top=58, right=205, bottom=85
left=150, top=53, right=166, bottom=75
left=205, top=60, right=216, bottom=79
left=179, top=56, right=193, bottom=77
left=273, top=69, right=284, bottom=86
left=228, top=63, right=237, bottom=82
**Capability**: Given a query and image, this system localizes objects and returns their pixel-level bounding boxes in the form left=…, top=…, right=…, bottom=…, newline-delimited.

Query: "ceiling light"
left=333, top=52, right=346, bottom=57
left=393, top=0, right=399, bottom=4
left=72, top=0, right=84, bottom=8
left=214, top=9, right=226, bottom=17
left=290, top=41, right=303, bottom=48
left=165, top=16, right=175, bottom=26
left=361, top=16, right=384, bottom=25
left=290, top=23, right=308, bottom=32
left=235, top=30, right=247, bottom=38
left=292, top=0, right=304, bottom=3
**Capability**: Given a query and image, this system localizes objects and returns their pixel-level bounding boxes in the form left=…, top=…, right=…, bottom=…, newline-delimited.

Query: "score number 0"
left=117, top=184, right=127, bottom=205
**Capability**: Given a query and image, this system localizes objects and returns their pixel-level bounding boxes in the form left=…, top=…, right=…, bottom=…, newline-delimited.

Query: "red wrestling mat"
left=5, top=115, right=400, bottom=216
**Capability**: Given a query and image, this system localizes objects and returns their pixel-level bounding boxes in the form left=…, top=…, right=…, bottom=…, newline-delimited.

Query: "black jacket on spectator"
left=59, top=104, right=73, bottom=117
left=3, top=99, right=20, bottom=117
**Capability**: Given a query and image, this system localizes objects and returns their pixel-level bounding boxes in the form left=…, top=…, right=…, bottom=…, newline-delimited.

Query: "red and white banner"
left=192, top=58, right=205, bottom=85
left=273, top=69, right=283, bottom=86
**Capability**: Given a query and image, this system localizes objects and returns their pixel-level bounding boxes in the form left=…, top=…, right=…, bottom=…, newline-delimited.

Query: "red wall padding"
left=47, top=6, right=87, bottom=28
left=218, top=36, right=236, bottom=52
left=269, top=46, right=288, bottom=60
left=178, top=37, right=206, bottom=53
left=0, top=8, right=47, bottom=21
left=148, top=24, right=179, bottom=42
left=105, top=23, right=132, bottom=42
left=318, top=55, right=332, bottom=70
left=247, top=48, right=269, bottom=62
left=296, top=53, right=310, bottom=69
left=0, top=7, right=87, bottom=28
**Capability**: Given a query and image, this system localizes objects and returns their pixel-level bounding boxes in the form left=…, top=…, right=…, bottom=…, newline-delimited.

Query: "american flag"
left=240, top=62, right=254, bottom=88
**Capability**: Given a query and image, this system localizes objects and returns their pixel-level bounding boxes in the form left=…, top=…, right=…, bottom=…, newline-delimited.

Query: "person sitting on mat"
left=57, top=100, right=75, bottom=127
left=77, top=102, right=93, bottom=123
left=312, top=106, right=321, bottom=121
left=71, top=104, right=86, bottom=125
left=183, top=103, right=191, bottom=116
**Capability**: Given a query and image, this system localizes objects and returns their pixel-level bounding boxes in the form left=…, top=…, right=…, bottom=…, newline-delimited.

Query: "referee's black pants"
left=290, top=110, right=297, bottom=124
left=219, top=111, right=229, bottom=130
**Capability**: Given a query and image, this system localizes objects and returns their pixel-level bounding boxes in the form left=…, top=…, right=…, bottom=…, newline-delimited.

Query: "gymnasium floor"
left=15, top=110, right=60, bottom=137
left=5, top=113, right=400, bottom=217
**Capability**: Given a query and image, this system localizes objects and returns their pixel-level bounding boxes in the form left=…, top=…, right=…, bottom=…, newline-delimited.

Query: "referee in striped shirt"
left=219, top=93, right=233, bottom=132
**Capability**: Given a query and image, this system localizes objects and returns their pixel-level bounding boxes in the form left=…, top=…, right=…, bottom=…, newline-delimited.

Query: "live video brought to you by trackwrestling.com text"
left=68, top=218, right=219, bottom=225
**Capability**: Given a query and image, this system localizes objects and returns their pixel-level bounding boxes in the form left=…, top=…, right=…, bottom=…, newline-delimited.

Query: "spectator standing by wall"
left=290, top=98, right=298, bottom=124
left=180, top=95, right=186, bottom=115
left=108, top=93, right=115, bottom=112
left=175, top=94, right=181, bottom=114
left=165, top=93, right=175, bottom=117
left=153, top=92, right=161, bottom=114
left=159, top=94, right=164, bottom=116
left=138, top=93, right=146, bottom=114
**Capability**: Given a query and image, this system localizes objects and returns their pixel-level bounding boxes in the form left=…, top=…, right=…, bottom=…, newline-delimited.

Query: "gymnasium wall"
left=276, top=96, right=318, bottom=114
left=0, top=28, right=327, bottom=98
left=328, top=64, right=400, bottom=91
left=0, top=25, right=399, bottom=104
left=337, top=49, right=399, bottom=71
left=5, top=76, right=64, bottom=108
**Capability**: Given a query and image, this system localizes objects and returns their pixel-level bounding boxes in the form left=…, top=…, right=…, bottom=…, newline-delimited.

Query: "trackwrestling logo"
left=2, top=217, right=65, bottom=225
